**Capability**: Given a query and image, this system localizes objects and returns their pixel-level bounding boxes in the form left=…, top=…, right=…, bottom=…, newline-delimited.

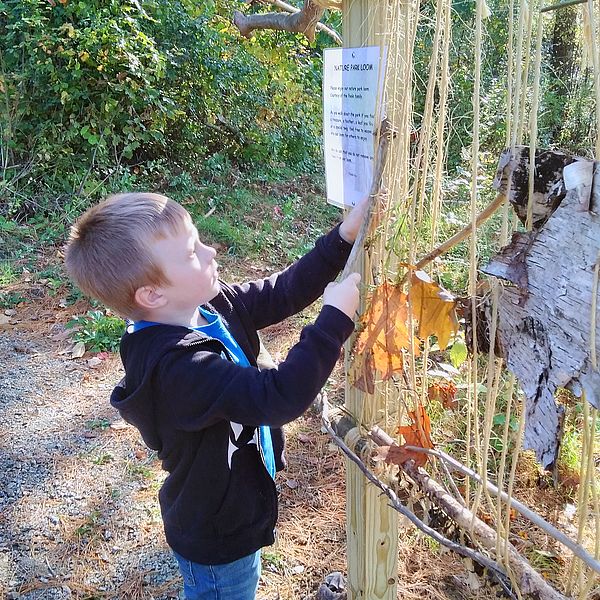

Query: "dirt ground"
left=0, top=270, right=503, bottom=600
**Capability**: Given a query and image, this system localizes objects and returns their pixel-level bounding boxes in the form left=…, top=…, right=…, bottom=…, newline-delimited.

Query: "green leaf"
left=449, top=340, right=468, bottom=368
left=492, top=413, right=506, bottom=426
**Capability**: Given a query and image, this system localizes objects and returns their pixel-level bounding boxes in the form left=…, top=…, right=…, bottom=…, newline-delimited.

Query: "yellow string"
left=587, top=0, right=600, bottom=156
left=510, top=0, right=527, bottom=147
left=516, top=0, right=534, bottom=145
left=526, top=14, right=543, bottom=232
left=430, top=0, right=451, bottom=251
left=566, top=397, right=594, bottom=596
left=467, top=0, right=484, bottom=521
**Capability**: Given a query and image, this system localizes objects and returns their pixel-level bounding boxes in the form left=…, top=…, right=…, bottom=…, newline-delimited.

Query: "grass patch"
left=126, top=462, right=154, bottom=480
left=262, top=550, right=286, bottom=574
left=85, top=418, right=111, bottom=431
left=0, top=291, right=26, bottom=308
left=67, top=310, right=125, bottom=352
left=0, top=261, right=19, bottom=286
left=74, top=510, right=104, bottom=541
left=92, top=453, right=114, bottom=466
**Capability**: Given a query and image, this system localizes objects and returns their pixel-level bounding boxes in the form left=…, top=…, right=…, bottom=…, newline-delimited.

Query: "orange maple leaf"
left=428, top=380, right=458, bottom=410
left=408, top=270, right=459, bottom=350
left=352, top=283, right=419, bottom=393
left=395, top=405, right=434, bottom=466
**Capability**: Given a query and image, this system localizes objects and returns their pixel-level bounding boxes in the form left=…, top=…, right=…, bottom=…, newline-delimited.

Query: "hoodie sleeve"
left=155, top=305, right=354, bottom=430
left=231, top=224, right=352, bottom=331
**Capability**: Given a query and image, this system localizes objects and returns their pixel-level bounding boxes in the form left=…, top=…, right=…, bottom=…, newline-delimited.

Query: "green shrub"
left=0, top=0, right=324, bottom=218
left=66, top=309, right=125, bottom=352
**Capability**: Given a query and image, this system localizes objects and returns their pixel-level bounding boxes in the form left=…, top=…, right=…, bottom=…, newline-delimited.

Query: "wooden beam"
left=342, top=3, right=398, bottom=599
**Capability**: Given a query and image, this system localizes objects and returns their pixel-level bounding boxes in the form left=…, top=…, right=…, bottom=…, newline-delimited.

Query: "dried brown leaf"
left=352, top=283, right=419, bottom=391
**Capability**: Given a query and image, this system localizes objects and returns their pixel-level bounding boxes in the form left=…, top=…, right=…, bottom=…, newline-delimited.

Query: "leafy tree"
left=0, top=0, right=325, bottom=217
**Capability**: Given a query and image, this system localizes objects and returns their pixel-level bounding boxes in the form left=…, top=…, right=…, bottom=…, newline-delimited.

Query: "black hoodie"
left=110, top=225, right=354, bottom=565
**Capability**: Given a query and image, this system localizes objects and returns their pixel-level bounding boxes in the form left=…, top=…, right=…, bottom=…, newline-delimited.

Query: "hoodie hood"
left=110, top=325, right=222, bottom=453
left=110, top=374, right=162, bottom=451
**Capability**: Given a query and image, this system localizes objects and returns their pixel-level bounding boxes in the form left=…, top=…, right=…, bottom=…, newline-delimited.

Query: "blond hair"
left=64, top=192, right=189, bottom=319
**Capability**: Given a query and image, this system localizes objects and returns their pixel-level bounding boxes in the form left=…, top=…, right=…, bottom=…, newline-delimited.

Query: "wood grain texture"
left=343, top=2, right=398, bottom=598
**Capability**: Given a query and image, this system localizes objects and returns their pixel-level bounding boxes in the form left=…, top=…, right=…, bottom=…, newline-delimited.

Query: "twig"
left=364, top=425, right=571, bottom=599
left=341, top=118, right=394, bottom=280
left=412, top=192, right=506, bottom=273
left=320, top=398, right=515, bottom=596
left=386, top=439, right=600, bottom=575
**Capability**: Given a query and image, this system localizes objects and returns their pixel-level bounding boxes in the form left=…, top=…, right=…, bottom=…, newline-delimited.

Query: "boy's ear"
left=134, top=285, right=167, bottom=311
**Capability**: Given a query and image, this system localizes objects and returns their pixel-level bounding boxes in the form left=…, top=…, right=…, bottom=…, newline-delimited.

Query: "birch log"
left=482, top=149, right=600, bottom=468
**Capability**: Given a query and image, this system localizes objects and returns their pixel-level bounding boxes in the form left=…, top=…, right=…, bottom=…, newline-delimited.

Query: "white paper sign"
left=323, top=46, right=386, bottom=208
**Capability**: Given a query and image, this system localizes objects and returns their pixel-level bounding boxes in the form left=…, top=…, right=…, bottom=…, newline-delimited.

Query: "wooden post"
left=342, top=3, right=399, bottom=599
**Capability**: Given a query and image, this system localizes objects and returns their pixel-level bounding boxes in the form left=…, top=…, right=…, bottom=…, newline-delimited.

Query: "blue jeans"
left=173, top=550, right=261, bottom=600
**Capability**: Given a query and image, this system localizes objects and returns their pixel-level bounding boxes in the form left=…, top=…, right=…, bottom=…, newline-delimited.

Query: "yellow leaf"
left=409, top=270, right=458, bottom=350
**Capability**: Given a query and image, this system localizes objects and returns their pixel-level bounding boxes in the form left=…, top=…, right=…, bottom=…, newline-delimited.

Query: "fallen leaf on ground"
left=409, top=270, right=458, bottom=350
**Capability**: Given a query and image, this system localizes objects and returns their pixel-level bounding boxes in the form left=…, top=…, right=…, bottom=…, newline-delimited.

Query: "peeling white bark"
left=483, top=151, right=600, bottom=468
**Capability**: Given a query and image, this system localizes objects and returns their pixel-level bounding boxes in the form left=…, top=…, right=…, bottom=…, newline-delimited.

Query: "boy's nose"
left=199, top=244, right=217, bottom=261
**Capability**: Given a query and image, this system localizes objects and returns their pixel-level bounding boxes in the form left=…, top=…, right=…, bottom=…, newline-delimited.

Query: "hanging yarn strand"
left=334, top=0, right=600, bottom=596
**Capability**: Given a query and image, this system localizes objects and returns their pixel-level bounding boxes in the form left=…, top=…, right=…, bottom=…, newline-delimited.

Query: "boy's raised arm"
left=154, top=297, right=358, bottom=431
left=233, top=199, right=368, bottom=330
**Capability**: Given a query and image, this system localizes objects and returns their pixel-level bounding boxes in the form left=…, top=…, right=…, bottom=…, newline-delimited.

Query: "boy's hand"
left=339, top=196, right=370, bottom=244
left=323, top=273, right=361, bottom=318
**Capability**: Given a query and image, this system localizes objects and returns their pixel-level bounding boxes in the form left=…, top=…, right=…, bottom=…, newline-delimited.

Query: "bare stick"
left=371, top=434, right=600, bottom=575
left=341, top=118, right=394, bottom=280
left=320, top=399, right=516, bottom=597
left=413, top=192, right=506, bottom=272
left=325, top=409, right=571, bottom=599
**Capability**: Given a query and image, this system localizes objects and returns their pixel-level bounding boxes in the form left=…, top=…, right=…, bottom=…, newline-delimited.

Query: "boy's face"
left=151, top=218, right=221, bottom=313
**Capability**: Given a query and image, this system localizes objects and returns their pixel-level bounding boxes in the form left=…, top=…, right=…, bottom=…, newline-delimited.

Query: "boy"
left=64, top=192, right=363, bottom=600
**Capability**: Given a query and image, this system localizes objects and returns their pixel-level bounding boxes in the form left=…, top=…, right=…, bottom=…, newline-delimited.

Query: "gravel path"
left=0, top=326, right=181, bottom=599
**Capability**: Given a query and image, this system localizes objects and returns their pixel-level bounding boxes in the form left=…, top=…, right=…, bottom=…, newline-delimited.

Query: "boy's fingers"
left=344, top=272, right=361, bottom=285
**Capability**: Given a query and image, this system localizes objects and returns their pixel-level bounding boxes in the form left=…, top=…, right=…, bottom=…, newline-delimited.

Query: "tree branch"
left=320, top=398, right=516, bottom=598
left=322, top=403, right=572, bottom=599
left=233, top=0, right=341, bottom=44
left=378, top=436, right=600, bottom=575
left=414, top=192, right=506, bottom=272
